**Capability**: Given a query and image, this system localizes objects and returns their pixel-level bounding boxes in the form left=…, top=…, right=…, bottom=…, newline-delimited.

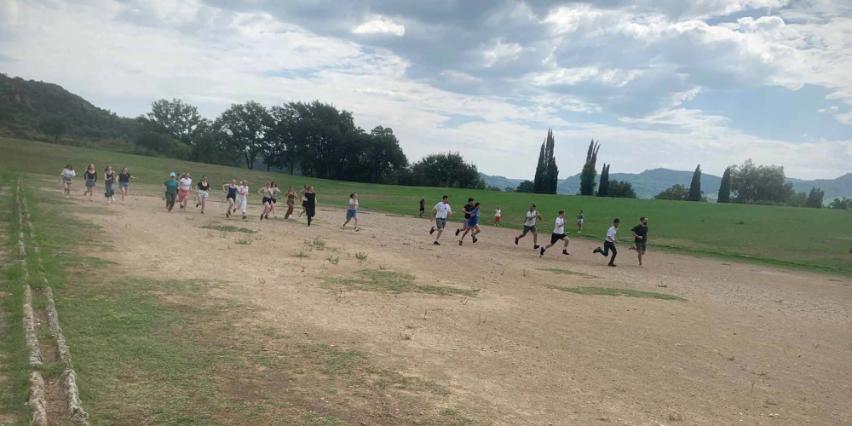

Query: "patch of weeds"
left=354, top=251, right=368, bottom=262
left=36, top=361, right=66, bottom=380
left=309, top=238, right=326, bottom=251
left=201, top=224, right=256, bottom=234
left=325, top=270, right=478, bottom=297
left=439, top=407, right=474, bottom=424
left=540, top=268, right=599, bottom=279
left=292, top=250, right=309, bottom=259
left=325, top=255, right=339, bottom=265
left=547, top=285, right=686, bottom=301
left=303, top=411, right=344, bottom=426
left=236, top=238, right=253, bottom=245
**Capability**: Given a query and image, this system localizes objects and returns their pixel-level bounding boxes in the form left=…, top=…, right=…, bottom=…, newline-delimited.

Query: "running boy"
left=540, top=210, right=570, bottom=257
left=631, top=217, right=649, bottom=266
left=593, top=218, right=620, bottom=267
left=342, top=192, right=360, bottom=231
left=455, top=198, right=475, bottom=236
left=514, top=204, right=542, bottom=249
left=428, top=195, right=452, bottom=245
left=459, top=202, right=481, bottom=245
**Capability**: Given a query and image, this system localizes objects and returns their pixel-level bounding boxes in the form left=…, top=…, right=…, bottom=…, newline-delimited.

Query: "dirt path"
left=73, top=192, right=852, bottom=424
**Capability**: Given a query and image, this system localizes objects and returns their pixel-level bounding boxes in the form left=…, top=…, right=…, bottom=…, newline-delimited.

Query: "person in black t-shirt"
left=455, top=197, right=475, bottom=239
left=419, top=197, right=425, bottom=217
left=630, top=217, right=649, bottom=266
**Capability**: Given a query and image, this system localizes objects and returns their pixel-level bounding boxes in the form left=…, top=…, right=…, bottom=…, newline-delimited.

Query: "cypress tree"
left=579, top=139, right=600, bottom=196
left=597, top=163, right=610, bottom=196
left=533, top=142, right=546, bottom=193
left=687, top=164, right=702, bottom=201
left=717, top=166, right=732, bottom=203
left=533, top=129, right=559, bottom=194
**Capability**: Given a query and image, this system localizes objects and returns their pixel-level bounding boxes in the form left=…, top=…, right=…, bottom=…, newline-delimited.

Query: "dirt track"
left=74, top=192, right=852, bottom=424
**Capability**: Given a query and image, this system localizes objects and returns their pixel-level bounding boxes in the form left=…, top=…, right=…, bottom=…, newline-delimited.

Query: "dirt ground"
left=70, top=191, right=851, bottom=425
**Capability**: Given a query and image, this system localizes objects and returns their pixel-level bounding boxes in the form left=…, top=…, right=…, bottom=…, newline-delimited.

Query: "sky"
left=0, top=0, right=850, bottom=180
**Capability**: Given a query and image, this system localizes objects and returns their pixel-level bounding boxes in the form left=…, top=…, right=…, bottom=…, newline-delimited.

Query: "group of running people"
left=428, top=195, right=649, bottom=266
left=62, top=163, right=133, bottom=203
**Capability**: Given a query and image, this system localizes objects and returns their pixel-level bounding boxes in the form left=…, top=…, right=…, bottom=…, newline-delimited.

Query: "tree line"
left=136, top=99, right=484, bottom=188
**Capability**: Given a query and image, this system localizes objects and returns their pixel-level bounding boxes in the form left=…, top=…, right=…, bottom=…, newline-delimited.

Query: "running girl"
left=223, top=180, right=238, bottom=218
left=178, top=173, right=192, bottom=210
left=304, top=185, right=316, bottom=226
left=284, top=186, right=296, bottom=219
left=118, top=167, right=132, bottom=202
left=540, top=210, right=570, bottom=257
left=341, top=192, right=360, bottom=231
left=237, top=180, right=249, bottom=220
left=163, top=172, right=179, bottom=212
left=259, top=182, right=274, bottom=220
left=269, top=182, right=280, bottom=218
left=104, top=165, right=116, bottom=204
left=82, top=164, right=97, bottom=202
left=195, top=176, right=210, bottom=214
left=299, top=185, right=308, bottom=217
left=458, top=202, right=481, bottom=246
left=60, top=164, right=76, bottom=198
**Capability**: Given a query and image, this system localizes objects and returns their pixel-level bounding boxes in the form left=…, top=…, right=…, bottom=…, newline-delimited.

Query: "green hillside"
left=3, top=137, right=850, bottom=275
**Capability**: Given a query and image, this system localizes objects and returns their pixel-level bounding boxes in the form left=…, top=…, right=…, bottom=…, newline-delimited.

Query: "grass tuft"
left=547, top=285, right=685, bottom=301
left=326, top=270, right=478, bottom=296
left=201, top=224, right=256, bottom=234
left=539, top=268, right=599, bottom=279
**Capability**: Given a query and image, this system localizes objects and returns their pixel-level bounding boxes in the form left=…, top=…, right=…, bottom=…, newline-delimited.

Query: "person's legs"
left=605, top=241, right=617, bottom=265
left=515, top=226, right=530, bottom=244
left=562, top=238, right=570, bottom=254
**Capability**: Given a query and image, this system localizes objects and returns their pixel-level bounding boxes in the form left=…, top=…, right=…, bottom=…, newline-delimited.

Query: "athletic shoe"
left=593, top=247, right=601, bottom=254
left=455, top=229, right=460, bottom=236
left=458, top=240, right=463, bottom=246
left=472, top=236, right=478, bottom=244
left=534, top=245, right=540, bottom=250
left=429, top=227, right=435, bottom=235
left=562, top=250, right=569, bottom=255
left=539, top=247, right=545, bottom=257
left=514, top=237, right=519, bottom=245
left=260, top=214, right=264, bottom=220
left=608, top=263, right=616, bottom=267
left=433, top=241, right=440, bottom=245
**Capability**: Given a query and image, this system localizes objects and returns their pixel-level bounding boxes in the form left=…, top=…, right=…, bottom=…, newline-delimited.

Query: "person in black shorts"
left=539, top=210, right=570, bottom=257
left=630, top=217, right=649, bottom=266
left=455, top=198, right=475, bottom=236
left=419, top=197, right=425, bottom=217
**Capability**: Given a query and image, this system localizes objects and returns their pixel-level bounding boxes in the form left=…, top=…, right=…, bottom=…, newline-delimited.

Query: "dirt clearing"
left=67, top=190, right=852, bottom=424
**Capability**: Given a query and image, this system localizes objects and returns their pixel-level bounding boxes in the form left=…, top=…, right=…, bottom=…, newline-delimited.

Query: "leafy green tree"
left=828, top=197, right=852, bottom=210
left=655, top=184, right=689, bottom=200
left=145, top=99, right=206, bottom=145
left=516, top=180, right=535, bottom=193
left=606, top=180, right=636, bottom=198
left=133, top=131, right=191, bottom=159
left=687, top=164, right=702, bottom=201
left=40, top=115, right=66, bottom=142
left=717, top=166, right=732, bottom=203
left=579, top=139, right=600, bottom=195
left=806, top=187, right=824, bottom=208
left=407, top=152, right=485, bottom=189
left=730, top=159, right=794, bottom=204
left=213, top=101, right=273, bottom=169
left=533, top=129, right=558, bottom=194
left=597, top=163, right=610, bottom=196
left=190, top=123, right=238, bottom=166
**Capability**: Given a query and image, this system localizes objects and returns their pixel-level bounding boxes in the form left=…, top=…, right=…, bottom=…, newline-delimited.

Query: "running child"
left=428, top=195, right=452, bottom=245
left=163, top=172, right=179, bottom=212
left=299, top=185, right=308, bottom=217
left=455, top=197, right=475, bottom=236
left=195, top=176, right=210, bottom=214
left=458, top=202, right=481, bottom=246
left=342, top=192, right=360, bottom=231
left=223, top=180, right=238, bottom=218
left=284, top=186, right=296, bottom=219
left=593, top=218, right=620, bottom=267
left=494, top=207, right=502, bottom=226
left=259, top=181, right=274, bottom=220
left=82, top=164, right=97, bottom=202
left=104, top=165, right=116, bottom=204
left=576, top=209, right=585, bottom=233
left=630, top=217, right=649, bottom=266
left=269, top=182, right=280, bottom=218
left=237, top=180, right=249, bottom=220
left=60, top=164, right=76, bottom=198
left=514, top=204, right=542, bottom=249
left=304, top=185, right=316, bottom=226
left=540, top=210, right=570, bottom=257
left=419, top=197, right=425, bottom=217
left=178, top=173, right=192, bottom=210
left=118, top=167, right=132, bottom=202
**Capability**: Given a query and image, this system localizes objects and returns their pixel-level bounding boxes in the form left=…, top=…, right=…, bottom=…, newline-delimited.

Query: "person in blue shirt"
left=458, top=202, right=482, bottom=246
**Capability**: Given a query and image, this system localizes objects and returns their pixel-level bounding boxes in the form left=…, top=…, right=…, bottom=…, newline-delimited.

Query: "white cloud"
left=481, top=38, right=523, bottom=67
left=352, top=16, right=405, bottom=36
left=528, top=67, right=643, bottom=88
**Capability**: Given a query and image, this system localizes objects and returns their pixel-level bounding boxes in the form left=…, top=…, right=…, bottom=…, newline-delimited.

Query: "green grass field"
left=2, top=137, right=850, bottom=275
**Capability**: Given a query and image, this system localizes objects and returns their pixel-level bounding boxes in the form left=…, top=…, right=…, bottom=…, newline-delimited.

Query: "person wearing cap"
left=630, top=217, right=649, bottom=266
left=163, top=172, right=179, bottom=212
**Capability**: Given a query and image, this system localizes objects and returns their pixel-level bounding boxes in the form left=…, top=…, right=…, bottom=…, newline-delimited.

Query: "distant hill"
left=0, top=72, right=136, bottom=141
left=482, top=168, right=852, bottom=200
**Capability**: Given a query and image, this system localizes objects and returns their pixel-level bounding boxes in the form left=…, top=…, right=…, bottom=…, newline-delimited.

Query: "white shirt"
left=348, top=198, right=359, bottom=210
left=495, top=209, right=502, bottom=216
left=61, top=169, right=76, bottom=179
left=433, top=202, right=452, bottom=219
left=553, top=217, right=565, bottom=234
left=524, top=210, right=538, bottom=227
left=238, top=185, right=248, bottom=197
left=606, top=226, right=618, bottom=242
left=179, top=177, right=192, bottom=190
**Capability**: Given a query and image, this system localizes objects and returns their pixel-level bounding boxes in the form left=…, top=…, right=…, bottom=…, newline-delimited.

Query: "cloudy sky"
left=1, top=0, right=850, bottom=179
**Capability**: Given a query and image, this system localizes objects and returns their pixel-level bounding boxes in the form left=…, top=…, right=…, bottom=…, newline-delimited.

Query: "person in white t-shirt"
left=539, top=210, right=570, bottom=257
left=593, top=218, right=620, bottom=267
left=342, top=192, right=360, bottom=231
left=236, top=180, right=249, bottom=220
left=60, top=164, right=76, bottom=197
left=514, top=203, right=543, bottom=249
left=428, top=195, right=453, bottom=245
left=177, top=173, right=193, bottom=209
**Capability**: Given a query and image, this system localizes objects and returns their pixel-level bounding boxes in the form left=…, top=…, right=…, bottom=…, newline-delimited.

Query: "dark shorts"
left=346, top=209, right=357, bottom=220
left=523, top=225, right=537, bottom=234
left=227, top=194, right=236, bottom=201
left=262, top=197, right=272, bottom=204
left=165, top=192, right=176, bottom=204
left=271, top=198, right=277, bottom=204
left=550, top=233, right=566, bottom=244
left=635, top=240, right=647, bottom=254
left=85, top=179, right=96, bottom=188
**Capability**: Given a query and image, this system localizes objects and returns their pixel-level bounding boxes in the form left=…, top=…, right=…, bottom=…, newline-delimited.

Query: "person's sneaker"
left=455, top=229, right=461, bottom=236
left=472, top=236, right=478, bottom=244
left=433, top=241, right=440, bottom=245
left=514, top=237, right=519, bottom=245
left=608, top=263, right=616, bottom=267
left=458, top=240, right=463, bottom=246
left=593, top=247, right=601, bottom=254
left=260, top=214, right=264, bottom=220
left=540, top=247, right=545, bottom=257
left=534, top=245, right=540, bottom=250
left=429, top=227, right=435, bottom=235
left=562, top=250, right=570, bottom=255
